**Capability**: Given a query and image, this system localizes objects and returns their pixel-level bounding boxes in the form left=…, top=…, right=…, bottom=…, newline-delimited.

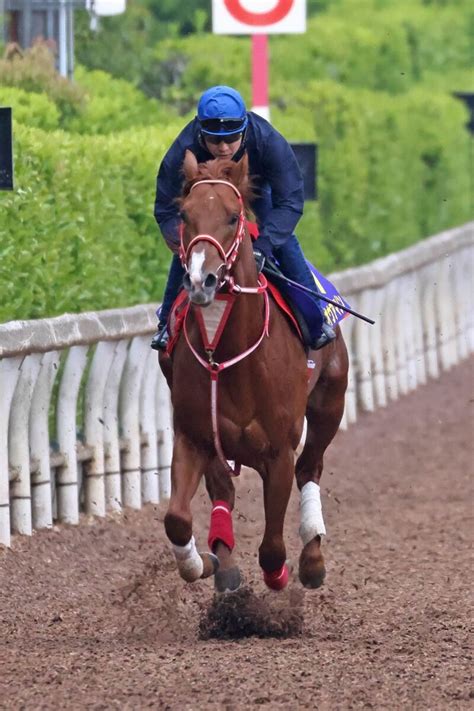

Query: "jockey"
left=152, top=85, right=336, bottom=351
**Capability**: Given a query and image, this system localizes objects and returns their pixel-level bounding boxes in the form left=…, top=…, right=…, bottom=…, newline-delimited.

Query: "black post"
left=452, top=92, right=474, bottom=215
left=290, top=142, right=318, bottom=201
left=0, top=107, right=14, bottom=191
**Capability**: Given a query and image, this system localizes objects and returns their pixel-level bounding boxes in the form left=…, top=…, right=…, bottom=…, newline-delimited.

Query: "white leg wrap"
left=172, top=535, right=204, bottom=581
left=299, top=481, right=326, bottom=545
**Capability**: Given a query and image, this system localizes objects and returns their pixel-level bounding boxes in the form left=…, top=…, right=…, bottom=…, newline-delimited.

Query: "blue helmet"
left=197, top=86, right=248, bottom=136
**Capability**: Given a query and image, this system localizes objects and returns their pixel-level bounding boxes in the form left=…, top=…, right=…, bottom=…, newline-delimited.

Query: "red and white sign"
left=212, top=0, right=306, bottom=35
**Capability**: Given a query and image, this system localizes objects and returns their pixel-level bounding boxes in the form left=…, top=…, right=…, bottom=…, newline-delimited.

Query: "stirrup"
left=312, top=323, right=336, bottom=351
left=151, top=324, right=169, bottom=351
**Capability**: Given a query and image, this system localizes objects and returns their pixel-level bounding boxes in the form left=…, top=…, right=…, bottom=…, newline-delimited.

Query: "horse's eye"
left=180, top=210, right=188, bottom=223
left=229, top=214, right=239, bottom=226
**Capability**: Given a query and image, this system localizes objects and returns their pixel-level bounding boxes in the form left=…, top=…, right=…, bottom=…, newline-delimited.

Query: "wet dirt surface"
left=1, top=359, right=472, bottom=710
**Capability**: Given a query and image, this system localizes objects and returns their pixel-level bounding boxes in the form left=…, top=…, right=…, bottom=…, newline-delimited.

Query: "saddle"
left=248, top=222, right=349, bottom=348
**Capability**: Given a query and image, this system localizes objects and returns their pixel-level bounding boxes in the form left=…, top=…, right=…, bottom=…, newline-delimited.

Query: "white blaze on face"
left=188, top=249, right=206, bottom=288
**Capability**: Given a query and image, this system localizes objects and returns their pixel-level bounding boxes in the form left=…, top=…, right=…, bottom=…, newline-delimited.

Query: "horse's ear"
left=182, top=149, right=199, bottom=182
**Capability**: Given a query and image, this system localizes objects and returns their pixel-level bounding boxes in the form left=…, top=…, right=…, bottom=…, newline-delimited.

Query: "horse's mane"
left=180, top=158, right=253, bottom=209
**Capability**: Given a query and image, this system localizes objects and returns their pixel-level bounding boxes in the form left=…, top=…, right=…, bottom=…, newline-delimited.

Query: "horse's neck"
left=232, top=235, right=259, bottom=289
left=225, top=237, right=265, bottom=345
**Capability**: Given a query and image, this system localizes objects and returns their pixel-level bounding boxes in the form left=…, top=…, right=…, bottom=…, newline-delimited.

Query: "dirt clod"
left=199, top=585, right=304, bottom=639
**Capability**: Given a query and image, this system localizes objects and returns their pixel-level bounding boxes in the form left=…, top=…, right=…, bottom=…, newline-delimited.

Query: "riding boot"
left=151, top=254, right=185, bottom=351
left=273, top=235, right=336, bottom=350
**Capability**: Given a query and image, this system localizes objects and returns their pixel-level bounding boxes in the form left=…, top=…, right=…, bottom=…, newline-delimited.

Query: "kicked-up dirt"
left=0, top=359, right=472, bottom=710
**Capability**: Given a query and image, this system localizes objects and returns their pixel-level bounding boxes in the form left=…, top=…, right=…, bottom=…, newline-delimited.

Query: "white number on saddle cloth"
left=194, top=295, right=235, bottom=350
left=299, top=481, right=326, bottom=545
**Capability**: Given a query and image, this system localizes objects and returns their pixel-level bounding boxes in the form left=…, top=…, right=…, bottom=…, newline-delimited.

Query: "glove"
left=253, top=237, right=273, bottom=273
left=253, top=249, right=266, bottom=273
left=253, top=236, right=273, bottom=259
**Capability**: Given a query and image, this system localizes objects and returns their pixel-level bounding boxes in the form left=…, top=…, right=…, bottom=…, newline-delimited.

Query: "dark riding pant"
left=273, top=235, right=319, bottom=296
left=158, top=254, right=185, bottom=325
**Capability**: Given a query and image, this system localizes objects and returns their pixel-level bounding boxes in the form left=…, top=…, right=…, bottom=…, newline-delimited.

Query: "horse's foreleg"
left=204, top=461, right=241, bottom=593
left=259, top=449, right=294, bottom=591
left=165, top=433, right=217, bottom=583
left=296, top=358, right=348, bottom=588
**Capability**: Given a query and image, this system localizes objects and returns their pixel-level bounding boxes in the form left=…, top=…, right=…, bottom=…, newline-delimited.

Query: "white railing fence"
left=0, top=222, right=472, bottom=547
left=334, top=222, right=473, bottom=428
left=0, top=308, right=173, bottom=547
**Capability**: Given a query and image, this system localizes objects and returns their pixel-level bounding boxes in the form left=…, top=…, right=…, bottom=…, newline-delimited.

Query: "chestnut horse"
left=159, top=151, right=348, bottom=592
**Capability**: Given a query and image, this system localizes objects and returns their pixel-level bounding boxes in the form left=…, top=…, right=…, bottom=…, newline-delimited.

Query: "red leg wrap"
left=208, top=500, right=235, bottom=552
left=263, top=562, right=290, bottom=591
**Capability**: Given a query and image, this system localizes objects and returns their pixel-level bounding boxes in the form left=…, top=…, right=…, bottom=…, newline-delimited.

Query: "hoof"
left=299, top=538, right=326, bottom=589
left=200, top=553, right=220, bottom=579
left=214, top=565, right=242, bottom=593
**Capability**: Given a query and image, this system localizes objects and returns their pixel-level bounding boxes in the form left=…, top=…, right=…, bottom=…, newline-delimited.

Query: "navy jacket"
left=154, top=112, right=304, bottom=253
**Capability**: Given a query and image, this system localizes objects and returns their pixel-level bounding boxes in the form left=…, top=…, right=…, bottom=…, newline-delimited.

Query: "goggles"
left=204, top=132, right=243, bottom=146
left=200, top=118, right=245, bottom=134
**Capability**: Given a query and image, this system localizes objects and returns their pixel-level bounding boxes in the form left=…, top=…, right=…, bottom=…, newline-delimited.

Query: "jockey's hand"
left=253, top=237, right=273, bottom=272
left=253, top=249, right=266, bottom=273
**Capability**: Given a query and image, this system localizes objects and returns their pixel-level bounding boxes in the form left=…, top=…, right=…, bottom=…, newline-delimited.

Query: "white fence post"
left=354, top=289, right=375, bottom=412
left=156, top=364, right=173, bottom=500
left=436, top=256, right=458, bottom=371
left=421, top=262, right=439, bottom=380
left=103, top=339, right=129, bottom=512
left=369, top=286, right=387, bottom=408
left=56, top=345, right=88, bottom=525
left=119, top=336, right=150, bottom=509
left=30, top=351, right=60, bottom=530
left=0, top=357, right=22, bottom=546
left=84, top=340, right=117, bottom=518
left=381, top=278, right=399, bottom=402
left=339, top=314, right=357, bottom=428
left=140, top=347, right=160, bottom=505
left=9, top=354, right=42, bottom=535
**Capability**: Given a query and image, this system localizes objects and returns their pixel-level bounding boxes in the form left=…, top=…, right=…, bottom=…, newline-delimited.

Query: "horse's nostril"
left=183, top=273, right=192, bottom=290
left=204, top=273, right=217, bottom=290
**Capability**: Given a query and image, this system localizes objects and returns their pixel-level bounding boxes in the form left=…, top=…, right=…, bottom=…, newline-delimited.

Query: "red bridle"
left=178, top=179, right=246, bottom=286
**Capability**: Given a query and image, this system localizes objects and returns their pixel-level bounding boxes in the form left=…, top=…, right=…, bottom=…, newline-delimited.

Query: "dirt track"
left=1, top=359, right=472, bottom=710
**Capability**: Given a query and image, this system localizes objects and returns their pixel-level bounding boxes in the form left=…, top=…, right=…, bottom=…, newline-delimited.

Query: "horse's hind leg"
left=204, top=460, right=241, bottom=593
left=296, top=346, right=348, bottom=588
left=165, top=432, right=218, bottom=583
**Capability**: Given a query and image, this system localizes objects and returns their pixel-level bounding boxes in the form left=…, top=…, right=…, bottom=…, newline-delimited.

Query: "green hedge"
left=0, top=86, right=60, bottom=130
left=0, top=1, right=471, bottom=321
left=0, top=45, right=85, bottom=123
left=272, top=83, right=471, bottom=269
left=0, top=123, right=181, bottom=321
left=148, top=2, right=472, bottom=110
left=0, top=83, right=470, bottom=321
left=0, top=46, right=174, bottom=133
left=72, top=0, right=471, bottom=100
left=65, top=66, right=175, bottom=134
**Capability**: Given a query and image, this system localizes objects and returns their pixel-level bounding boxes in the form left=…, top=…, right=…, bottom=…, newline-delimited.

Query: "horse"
left=158, top=150, right=348, bottom=592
